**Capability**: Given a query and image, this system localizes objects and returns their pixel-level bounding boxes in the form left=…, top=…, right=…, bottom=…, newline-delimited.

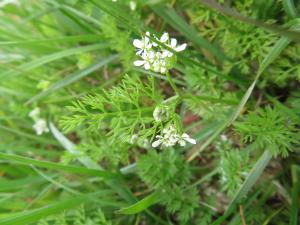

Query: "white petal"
left=182, top=133, right=190, bottom=138
left=184, top=137, right=196, bottom=144
left=170, top=38, right=177, bottom=48
left=160, top=67, right=166, bottom=74
left=134, top=60, right=146, bottom=66
left=152, top=140, right=162, bottom=148
left=144, top=62, right=151, bottom=70
left=146, top=31, right=150, bottom=36
left=162, top=50, right=169, bottom=58
left=133, top=39, right=142, bottom=48
left=160, top=32, right=169, bottom=43
left=175, top=43, right=187, bottom=52
left=130, top=1, right=136, bottom=11
left=167, top=52, right=173, bottom=57
left=179, top=140, right=186, bottom=147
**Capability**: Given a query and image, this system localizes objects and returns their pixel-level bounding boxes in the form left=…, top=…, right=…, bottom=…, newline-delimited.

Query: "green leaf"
left=26, top=55, right=118, bottom=104
left=0, top=43, right=108, bottom=79
left=49, top=122, right=100, bottom=169
left=290, top=165, right=299, bottom=225
left=212, top=151, right=272, bottom=225
left=0, top=35, right=102, bottom=46
left=0, top=152, right=117, bottom=179
left=199, top=0, right=300, bottom=42
left=283, top=0, right=299, bottom=19
left=116, top=192, right=160, bottom=214
left=187, top=23, right=295, bottom=161
left=151, top=6, right=227, bottom=62
left=0, top=192, right=113, bottom=225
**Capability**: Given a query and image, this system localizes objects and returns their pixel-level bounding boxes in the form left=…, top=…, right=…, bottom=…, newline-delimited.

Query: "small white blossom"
left=220, top=134, right=228, bottom=142
left=133, top=32, right=152, bottom=56
left=29, top=107, right=40, bottom=120
left=33, top=119, right=49, bottom=135
left=133, top=31, right=186, bottom=74
left=178, top=133, right=197, bottom=146
left=129, top=1, right=136, bottom=11
left=152, top=125, right=196, bottom=149
left=129, top=134, right=138, bottom=144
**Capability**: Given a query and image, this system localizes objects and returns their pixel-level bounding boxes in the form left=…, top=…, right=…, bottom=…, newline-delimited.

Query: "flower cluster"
left=152, top=125, right=196, bottom=148
left=133, top=32, right=187, bottom=74
left=28, top=108, right=49, bottom=135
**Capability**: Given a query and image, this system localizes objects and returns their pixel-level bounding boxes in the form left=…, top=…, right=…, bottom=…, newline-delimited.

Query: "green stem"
left=166, top=72, right=181, bottom=97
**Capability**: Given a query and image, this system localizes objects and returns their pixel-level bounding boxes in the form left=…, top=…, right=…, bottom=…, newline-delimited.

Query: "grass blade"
left=0, top=43, right=108, bottom=79
left=49, top=122, right=99, bottom=169
left=187, top=24, right=295, bottom=161
left=26, top=55, right=118, bottom=104
left=199, top=0, right=300, bottom=42
left=212, top=151, right=272, bottom=225
left=0, top=192, right=111, bottom=225
left=116, top=192, right=160, bottom=214
left=290, top=165, right=299, bottom=225
left=283, top=0, right=299, bottom=19
left=152, top=6, right=227, bottom=62
left=0, top=152, right=117, bottom=179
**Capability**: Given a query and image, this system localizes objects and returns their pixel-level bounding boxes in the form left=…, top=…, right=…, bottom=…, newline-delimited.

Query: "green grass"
left=0, top=0, right=299, bottom=224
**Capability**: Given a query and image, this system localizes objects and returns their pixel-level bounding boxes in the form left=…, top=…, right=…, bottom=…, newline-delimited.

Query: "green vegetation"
left=0, top=0, right=299, bottom=224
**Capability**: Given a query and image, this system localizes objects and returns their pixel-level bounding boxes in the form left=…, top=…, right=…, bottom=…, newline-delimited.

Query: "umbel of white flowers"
left=28, top=107, right=49, bottom=135
left=152, top=125, right=196, bottom=148
left=133, top=32, right=187, bottom=74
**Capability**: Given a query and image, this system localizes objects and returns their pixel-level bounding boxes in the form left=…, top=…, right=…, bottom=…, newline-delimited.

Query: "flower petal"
left=144, top=62, right=151, bottom=70
left=133, top=60, right=145, bottom=66
left=184, top=137, right=196, bottom=144
left=152, top=140, right=162, bottom=148
left=160, top=32, right=169, bottom=43
left=160, top=67, right=167, bottom=74
left=175, top=43, right=187, bottom=52
left=179, top=139, right=186, bottom=147
left=170, top=38, right=177, bottom=48
left=133, top=39, right=142, bottom=48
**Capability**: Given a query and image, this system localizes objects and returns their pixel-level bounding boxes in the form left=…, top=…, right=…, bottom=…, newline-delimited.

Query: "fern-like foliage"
left=137, top=149, right=199, bottom=223
left=38, top=206, right=112, bottom=225
left=219, top=149, right=252, bottom=196
left=60, top=75, right=162, bottom=143
left=137, top=150, right=191, bottom=189
left=101, top=15, right=135, bottom=70
left=234, top=107, right=299, bottom=157
left=161, top=185, right=199, bottom=224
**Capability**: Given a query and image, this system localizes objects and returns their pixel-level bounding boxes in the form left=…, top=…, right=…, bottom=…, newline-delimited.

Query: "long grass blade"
left=117, top=192, right=160, bottom=214
left=0, top=43, right=108, bottom=79
left=199, top=0, right=300, bottom=42
left=0, top=152, right=117, bottom=179
left=26, top=55, right=118, bottom=104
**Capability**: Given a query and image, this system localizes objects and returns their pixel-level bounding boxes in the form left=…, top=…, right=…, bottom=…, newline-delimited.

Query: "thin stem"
left=166, top=72, right=181, bottom=97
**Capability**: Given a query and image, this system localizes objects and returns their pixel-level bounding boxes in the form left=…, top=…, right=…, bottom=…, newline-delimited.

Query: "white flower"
left=163, top=38, right=187, bottom=58
left=133, top=31, right=186, bottom=74
left=220, top=134, right=228, bottom=142
left=29, top=108, right=40, bottom=120
left=133, top=32, right=152, bottom=56
left=129, top=1, right=136, bottom=11
left=152, top=125, right=179, bottom=148
left=178, top=133, right=196, bottom=147
left=129, top=134, right=138, bottom=144
left=152, top=125, right=196, bottom=148
left=133, top=50, right=155, bottom=70
left=33, top=119, right=49, bottom=135
left=153, top=107, right=162, bottom=122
